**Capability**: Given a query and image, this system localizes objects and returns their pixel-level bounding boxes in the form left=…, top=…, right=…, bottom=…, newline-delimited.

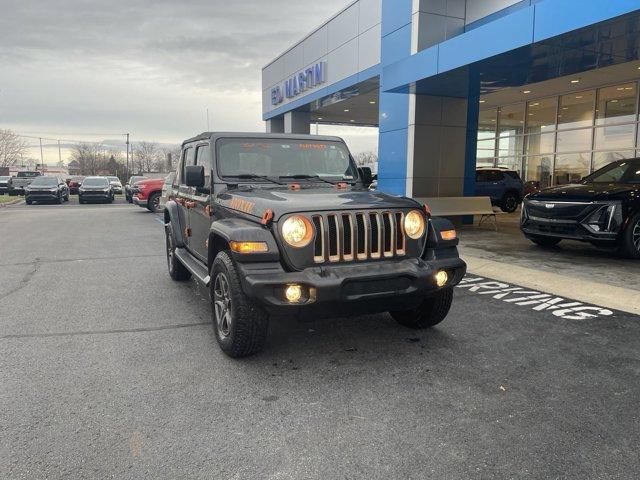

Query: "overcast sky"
left=0, top=0, right=377, bottom=161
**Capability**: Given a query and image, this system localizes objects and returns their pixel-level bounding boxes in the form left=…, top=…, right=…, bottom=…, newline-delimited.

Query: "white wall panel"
left=359, top=0, right=382, bottom=33
left=466, top=0, right=521, bottom=24
left=283, top=43, right=304, bottom=77
left=327, top=39, right=359, bottom=84
left=263, top=58, right=285, bottom=88
left=328, top=4, right=359, bottom=51
left=303, top=26, right=328, bottom=65
left=358, top=24, right=381, bottom=71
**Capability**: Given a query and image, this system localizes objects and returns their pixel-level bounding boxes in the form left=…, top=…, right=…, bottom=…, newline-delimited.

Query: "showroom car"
left=78, top=177, right=114, bottom=204
left=475, top=168, right=524, bottom=213
left=521, top=158, right=640, bottom=258
left=25, top=176, right=70, bottom=204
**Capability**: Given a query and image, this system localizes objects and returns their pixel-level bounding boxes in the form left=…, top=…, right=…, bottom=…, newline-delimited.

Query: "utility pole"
left=58, top=140, right=62, bottom=164
left=39, top=138, right=44, bottom=166
left=125, top=133, right=130, bottom=178
left=206, top=108, right=210, bottom=131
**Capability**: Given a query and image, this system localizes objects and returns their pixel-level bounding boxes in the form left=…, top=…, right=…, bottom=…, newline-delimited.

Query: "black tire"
left=147, top=192, right=161, bottom=213
left=165, top=223, right=191, bottom=281
left=527, top=235, right=562, bottom=248
left=210, top=251, right=269, bottom=358
left=390, top=288, right=454, bottom=329
left=620, top=213, right=640, bottom=259
left=500, top=192, right=520, bottom=213
left=64, top=194, right=69, bottom=202
left=56, top=193, right=63, bottom=204
left=25, top=198, right=32, bottom=205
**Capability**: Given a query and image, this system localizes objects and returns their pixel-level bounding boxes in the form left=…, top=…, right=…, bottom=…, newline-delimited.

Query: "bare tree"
left=354, top=151, right=378, bottom=167
left=160, top=145, right=181, bottom=172
left=70, top=142, right=108, bottom=175
left=134, top=141, right=161, bottom=173
left=0, top=129, right=28, bottom=167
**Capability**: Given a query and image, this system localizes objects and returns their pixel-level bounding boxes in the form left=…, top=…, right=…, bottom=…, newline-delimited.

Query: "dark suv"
left=25, top=176, right=70, bottom=204
left=476, top=168, right=524, bottom=213
left=163, top=133, right=466, bottom=358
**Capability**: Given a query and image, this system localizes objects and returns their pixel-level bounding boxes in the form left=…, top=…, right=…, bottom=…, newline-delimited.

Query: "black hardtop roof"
left=181, top=132, right=346, bottom=147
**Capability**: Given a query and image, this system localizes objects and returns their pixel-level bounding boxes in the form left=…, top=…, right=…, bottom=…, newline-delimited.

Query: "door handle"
left=185, top=201, right=198, bottom=209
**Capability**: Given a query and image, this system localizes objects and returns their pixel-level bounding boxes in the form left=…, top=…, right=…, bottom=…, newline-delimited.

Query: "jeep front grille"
left=312, top=211, right=406, bottom=263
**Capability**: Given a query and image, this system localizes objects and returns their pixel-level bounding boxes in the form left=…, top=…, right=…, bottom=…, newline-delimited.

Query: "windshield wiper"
left=278, top=174, right=337, bottom=186
left=232, top=174, right=284, bottom=186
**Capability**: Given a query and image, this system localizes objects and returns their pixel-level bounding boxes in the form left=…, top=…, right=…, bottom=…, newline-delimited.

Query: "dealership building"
left=262, top=0, right=640, bottom=197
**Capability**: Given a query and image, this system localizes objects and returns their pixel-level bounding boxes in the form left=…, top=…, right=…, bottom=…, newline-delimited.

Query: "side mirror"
left=185, top=165, right=205, bottom=188
left=358, top=167, right=373, bottom=188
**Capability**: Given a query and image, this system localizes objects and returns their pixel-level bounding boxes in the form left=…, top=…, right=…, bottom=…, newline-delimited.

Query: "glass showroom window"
left=524, top=155, right=553, bottom=189
left=596, top=83, right=637, bottom=125
left=558, top=91, right=595, bottom=130
left=477, top=107, right=497, bottom=168
left=555, top=153, right=591, bottom=185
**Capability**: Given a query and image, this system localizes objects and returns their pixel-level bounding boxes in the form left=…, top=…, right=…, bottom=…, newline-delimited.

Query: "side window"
left=195, top=144, right=212, bottom=187
left=476, top=171, right=489, bottom=182
left=180, top=147, right=195, bottom=185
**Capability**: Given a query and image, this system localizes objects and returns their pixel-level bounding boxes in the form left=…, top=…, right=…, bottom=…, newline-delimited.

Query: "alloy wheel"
left=151, top=195, right=160, bottom=212
left=213, top=273, right=232, bottom=338
left=633, top=220, right=640, bottom=253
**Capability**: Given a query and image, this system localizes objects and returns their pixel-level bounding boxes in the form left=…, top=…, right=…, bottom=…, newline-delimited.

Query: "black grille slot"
left=356, top=213, right=366, bottom=256
left=383, top=213, right=392, bottom=253
left=312, top=216, right=323, bottom=261
left=369, top=213, right=379, bottom=255
left=395, top=212, right=405, bottom=253
left=328, top=214, right=339, bottom=260
left=342, top=214, right=353, bottom=259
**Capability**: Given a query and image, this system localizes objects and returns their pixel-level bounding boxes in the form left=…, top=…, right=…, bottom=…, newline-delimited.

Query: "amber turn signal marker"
left=229, top=241, right=269, bottom=254
left=440, top=230, right=457, bottom=241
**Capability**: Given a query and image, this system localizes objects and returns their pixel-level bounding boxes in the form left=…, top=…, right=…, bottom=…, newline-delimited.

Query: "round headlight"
left=281, top=216, right=313, bottom=248
left=404, top=210, right=426, bottom=239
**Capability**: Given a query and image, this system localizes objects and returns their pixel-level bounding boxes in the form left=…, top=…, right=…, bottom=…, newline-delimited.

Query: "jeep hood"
left=216, top=186, right=420, bottom=220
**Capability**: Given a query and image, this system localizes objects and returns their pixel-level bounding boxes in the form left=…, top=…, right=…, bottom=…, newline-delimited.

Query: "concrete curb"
left=464, top=255, right=640, bottom=316
left=0, top=198, right=25, bottom=208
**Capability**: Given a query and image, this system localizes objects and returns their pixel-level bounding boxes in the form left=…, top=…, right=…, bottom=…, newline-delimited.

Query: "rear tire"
left=620, top=213, right=640, bottom=259
left=57, top=193, right=63, bottom=204
left=211, top=251, right=269, bottom=358
left=390, top=288, right=454, bottom=329
left=25, top=198, right=32, bottom=205
left=500, top=192, right=519, bottom=213
left=527, top=235, right=562, bottom=248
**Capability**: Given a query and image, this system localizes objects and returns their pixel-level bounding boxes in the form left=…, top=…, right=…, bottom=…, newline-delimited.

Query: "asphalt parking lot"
left=1, top=200, right=639, bottom=479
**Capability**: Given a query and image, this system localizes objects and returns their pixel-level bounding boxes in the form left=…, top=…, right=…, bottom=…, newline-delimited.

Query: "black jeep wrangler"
left=164, top=133, right=466, bottom=357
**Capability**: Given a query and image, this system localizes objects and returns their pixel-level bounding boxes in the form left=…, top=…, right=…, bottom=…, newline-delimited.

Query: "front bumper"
left=80, top=192, right=111, bottom=202
left=133, top=195, right=148, bottom=208
left=26, top=193, right=59, bottom=201
left=237, top=256, right=466, bottom=316
left=520, top=200, right=623, bottom=242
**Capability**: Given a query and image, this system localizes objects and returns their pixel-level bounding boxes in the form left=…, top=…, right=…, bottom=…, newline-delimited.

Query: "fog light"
left=285, top=284, right=303, bottom=303
left=435, top=270, right=449, bottom=287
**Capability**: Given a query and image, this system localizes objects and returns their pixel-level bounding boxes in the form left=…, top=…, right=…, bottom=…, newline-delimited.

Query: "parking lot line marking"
left=0, top=322, right=211, bottom=340
left=464, top=255, right=640, bottom=316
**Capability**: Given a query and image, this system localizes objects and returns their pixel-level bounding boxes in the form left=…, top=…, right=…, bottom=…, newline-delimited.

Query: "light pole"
left=125, top=133, right=130, bottom=178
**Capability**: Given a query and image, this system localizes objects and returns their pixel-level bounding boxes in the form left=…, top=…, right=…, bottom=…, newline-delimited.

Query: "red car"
left=68, top=176, right=85, bottom=195
left=132, top=178, right=164, bottom=213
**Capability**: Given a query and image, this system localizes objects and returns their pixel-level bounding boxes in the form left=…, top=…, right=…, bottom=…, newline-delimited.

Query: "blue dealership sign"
left=271, top=62, right=326, bottom=106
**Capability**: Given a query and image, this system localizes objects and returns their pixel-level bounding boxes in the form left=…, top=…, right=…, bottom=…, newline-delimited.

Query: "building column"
left=266, top=116, right=284, bottom=133
left=284, top=111, right=310, bottom=134
left=410, top=95, right=471, bottom=198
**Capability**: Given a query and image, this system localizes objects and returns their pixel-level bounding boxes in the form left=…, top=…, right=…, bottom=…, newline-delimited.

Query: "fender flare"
left=209, top=217, right=280, bottom=263
left=164, top=200, right=186, bottom=248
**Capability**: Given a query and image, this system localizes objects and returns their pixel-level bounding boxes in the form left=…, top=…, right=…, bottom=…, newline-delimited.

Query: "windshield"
left=17, top=172, right=40, bottom=178
left=584, top=161, right=640, bottom=183
left=108, top=177, right=120, bottom=183
left=83, top=177, right=108, bottom=187
left=0, top=176, right=9, bottom=181
left=30, top=176, right=58, bottom=186
left=217, top=139, right=358, bottom=181
left=129, top=176, right=146, bottom=184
